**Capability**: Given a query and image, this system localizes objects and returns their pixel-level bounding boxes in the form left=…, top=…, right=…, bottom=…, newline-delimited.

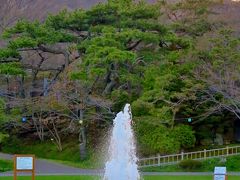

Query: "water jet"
left=104, top=104, right=140, bottom=180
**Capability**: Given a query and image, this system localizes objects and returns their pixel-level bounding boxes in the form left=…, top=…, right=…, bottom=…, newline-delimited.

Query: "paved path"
left=1, top=152, right=240, bottom=177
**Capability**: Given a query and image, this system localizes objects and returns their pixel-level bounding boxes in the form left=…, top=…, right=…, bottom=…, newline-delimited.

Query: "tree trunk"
left=52, top=119, right=62, bottom=151
left=103, top=79, right=117, bottom=95
left=79, top=127, right=87, bottom=160
left=17, top=75, right=25, bottom=98
left=78, top=108, right=87, bottom=160
left=32, top=113, right=44, bottom=142
left=46, top=118, right=63, bottom=151
left=5, top=75, right=10, bottom=114
left=171, top=110, right=176, bottom=129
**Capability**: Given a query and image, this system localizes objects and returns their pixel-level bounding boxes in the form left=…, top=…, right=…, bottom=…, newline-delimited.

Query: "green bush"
left=0, top=159, right=12, bottom=172
left=179, top=160, right=202, bottom=170
left=135, top=121, right=196, bottom=155
left=132, top=100, right=153, bottom=116
left=171, top=125, right=196, bottom=149
left=0, top=133, right=9, bottom=143
left=135, top=120, right=181, bottom=155
left=226, top=156, right=240, bottom=171
left=111, top=90, right=131, bottom=111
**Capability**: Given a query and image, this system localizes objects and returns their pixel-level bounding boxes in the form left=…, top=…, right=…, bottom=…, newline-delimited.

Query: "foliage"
left=0, top=0, right=237, bottom=158
left=134, top=59, right=196, bottom=125
left=195, top=29, right=240, bottom=121
left=143, top=155, right=240, bottom=173
left=67, top=1, right=169, bottom=98
left=0, top=62, right=25, bottom=76
left=111, top=90, right=132, bottom=111
left=0, top=98, right=21, bottom=123
left=0, top=133, right=9, bottom=144
left=0, top=159, right=12, bottom=172
left=163, top=0, right=213, bottom=37
left=1, top=136, right=101, bottom=168
left=179, top=159, right=202, bottom=170
left=171, top=125, right=196, bottom=149
left=135, top=120, right=195, bottom=155
left=135, top=119, right=174, bottom=155
left=2, top=20, right=74, bottom=45
left=226, top=155, right=240, bottom=171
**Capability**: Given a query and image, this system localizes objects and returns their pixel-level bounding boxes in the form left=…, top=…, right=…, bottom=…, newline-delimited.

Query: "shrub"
left=0, top=133, right=9, bottom=143
left=135, top=121, right=180, bottom=155
left=226, top=156, right=240, bottom=171
left=111, top=90, right=130, bottom=111
left=0, top=159, right=12, bottom=172
left=171, top=125, right=196, bottom=149
left=132, top=100, right=153, bottom=116
left=179, top=160, right=202, bottom=170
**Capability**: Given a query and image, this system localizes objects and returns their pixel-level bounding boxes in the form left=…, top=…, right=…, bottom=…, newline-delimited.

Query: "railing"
left=139, top=145, right=240, bottom=168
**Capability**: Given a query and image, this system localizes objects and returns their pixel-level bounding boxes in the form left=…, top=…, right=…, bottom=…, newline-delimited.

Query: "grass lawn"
left=0, top=176, right=239, bottom=180
left=141, top=155, right=240, bottom=172
left=1, top=138, right=102, bottom=169
left=3, top=138, right=240, bottom=172
left=0, top=159, right=13, bottom=172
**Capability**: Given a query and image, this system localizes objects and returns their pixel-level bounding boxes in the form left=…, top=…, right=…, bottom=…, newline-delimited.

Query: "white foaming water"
left=104, top=104, right=140, bottom=180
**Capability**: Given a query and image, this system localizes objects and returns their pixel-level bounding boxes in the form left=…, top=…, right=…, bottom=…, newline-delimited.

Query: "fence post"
left=226, top=146, right=229, bottom=156
left=181, top=151, right=184, bottom=160
left=158, top=154, right=160, bottom=166
left=204, top=149, right=207, bottom=159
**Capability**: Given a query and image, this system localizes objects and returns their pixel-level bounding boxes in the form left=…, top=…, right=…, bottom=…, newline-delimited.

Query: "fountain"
left=104, top=104, right=140, bottom=180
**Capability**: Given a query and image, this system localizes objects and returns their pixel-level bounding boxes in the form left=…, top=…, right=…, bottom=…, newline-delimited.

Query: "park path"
left=1, top=152, right=240, bottom=177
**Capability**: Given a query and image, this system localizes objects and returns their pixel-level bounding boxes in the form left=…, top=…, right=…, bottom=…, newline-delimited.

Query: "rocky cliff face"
left=0, top=0, right=239, bottom=31
left=211, top=0, right=240, bottom=32
left=0, top=0, right=105, bottom=31
left=0, top=0, right=106, bottom=47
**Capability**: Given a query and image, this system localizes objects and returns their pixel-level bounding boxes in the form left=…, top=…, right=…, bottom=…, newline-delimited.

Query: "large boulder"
left=214, top=133, right=224, bottom=145
left=200, top=138, right=213, bottom=146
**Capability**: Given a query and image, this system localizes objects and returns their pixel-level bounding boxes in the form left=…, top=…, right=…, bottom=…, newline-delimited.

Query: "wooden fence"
left=139, top=145, right=240, bottom=167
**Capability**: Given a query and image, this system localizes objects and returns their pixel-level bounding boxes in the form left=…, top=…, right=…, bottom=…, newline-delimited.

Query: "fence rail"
left=139, top=145, right=240, bottom=168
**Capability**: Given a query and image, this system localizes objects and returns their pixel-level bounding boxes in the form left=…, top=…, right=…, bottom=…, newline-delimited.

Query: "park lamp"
left=21, top=117, right=27, bottom=123
left=187, top=118, right=192, bottom=123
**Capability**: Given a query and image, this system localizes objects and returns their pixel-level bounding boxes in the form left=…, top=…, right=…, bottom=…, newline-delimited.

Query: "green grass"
left=1, top=176, right=98, bottom=180
left=2, top=137, right=80, bottom=162
left=141, top=155, right=240, bottom=172
left=0, top=176, right=239, bottom=180
left=43, top=156, right=102, bottom=169
left=0, top=159, right=13, bottom=172
left=143, top=176, right=239, bottom=180
left=2, top=137, right=102, bottom=169
left=3, top=137, right=240, bottom=172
